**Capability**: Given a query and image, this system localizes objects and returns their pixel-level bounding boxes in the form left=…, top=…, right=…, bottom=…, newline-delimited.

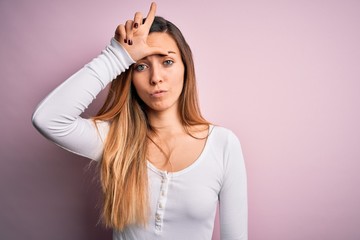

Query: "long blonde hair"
left=93, top=16, right=209, bottom=230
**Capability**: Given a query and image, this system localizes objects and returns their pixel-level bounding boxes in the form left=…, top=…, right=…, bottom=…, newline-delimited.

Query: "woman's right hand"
left=114, top=2, right=167, bottom=61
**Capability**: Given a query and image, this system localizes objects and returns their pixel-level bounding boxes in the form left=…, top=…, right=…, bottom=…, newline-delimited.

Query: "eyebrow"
left=138, top=51, right=177, bottom=62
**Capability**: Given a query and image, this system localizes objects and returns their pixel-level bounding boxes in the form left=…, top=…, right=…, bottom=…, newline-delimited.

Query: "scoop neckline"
left=146, top=125, right=214, bottom=177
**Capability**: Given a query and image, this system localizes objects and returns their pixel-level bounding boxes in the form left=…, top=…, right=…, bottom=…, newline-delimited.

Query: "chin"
left=149, top=105, right=172, bottom=112
left=147, top=101, right=178, bottom=113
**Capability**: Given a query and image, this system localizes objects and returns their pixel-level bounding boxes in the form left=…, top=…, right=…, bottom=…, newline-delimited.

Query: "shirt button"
left=161, top=190, right=165, bottom=196
left=159, top=203, right=163, bottom=209
left=156, top=214, right=161, bottom=221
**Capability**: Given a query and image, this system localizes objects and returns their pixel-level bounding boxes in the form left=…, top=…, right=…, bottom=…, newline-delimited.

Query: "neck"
left=147, top=107, right=184, bottom=137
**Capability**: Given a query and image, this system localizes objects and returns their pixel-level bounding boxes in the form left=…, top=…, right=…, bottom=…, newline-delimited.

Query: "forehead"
left=147, top=32, right=180, bottom=52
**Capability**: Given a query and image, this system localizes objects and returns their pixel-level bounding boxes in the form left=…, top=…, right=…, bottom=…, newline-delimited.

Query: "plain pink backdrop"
left=1, top=0, right=360, bottom=239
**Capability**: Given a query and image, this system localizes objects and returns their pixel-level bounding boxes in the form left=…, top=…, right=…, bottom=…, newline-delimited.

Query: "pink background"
left=1, top=0, right=360, bottom=239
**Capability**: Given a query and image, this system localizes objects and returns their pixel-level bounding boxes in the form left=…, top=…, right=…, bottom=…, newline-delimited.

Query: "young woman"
left=32, top=3, right=247, bottom=240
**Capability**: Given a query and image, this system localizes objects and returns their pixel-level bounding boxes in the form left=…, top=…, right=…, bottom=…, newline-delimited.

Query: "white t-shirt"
left=32, top=38, right=248, bottom=240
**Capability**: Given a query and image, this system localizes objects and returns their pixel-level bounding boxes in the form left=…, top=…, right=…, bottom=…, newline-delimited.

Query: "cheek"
left=178, top=76, right=184, bottom=91
left=177, top=68, right=185, bottom=91
left=132, top=75, right=147, bottom=94
left=131, top=82, right=148, bottom=106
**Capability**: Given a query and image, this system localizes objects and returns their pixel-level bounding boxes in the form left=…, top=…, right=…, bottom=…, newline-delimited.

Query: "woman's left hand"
left=114, top=2, right=167, bottom=61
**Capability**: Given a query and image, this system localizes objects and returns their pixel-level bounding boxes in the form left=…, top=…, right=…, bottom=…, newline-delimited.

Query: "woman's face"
left=132, top=32, right=185, bottom=113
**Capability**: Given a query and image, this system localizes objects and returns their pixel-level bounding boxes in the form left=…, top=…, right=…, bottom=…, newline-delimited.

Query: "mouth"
left=150, top=90, right=167, bottom=97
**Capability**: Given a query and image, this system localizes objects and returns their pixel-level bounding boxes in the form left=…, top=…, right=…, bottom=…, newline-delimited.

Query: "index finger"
left=143, top=2, right=157, bottom=28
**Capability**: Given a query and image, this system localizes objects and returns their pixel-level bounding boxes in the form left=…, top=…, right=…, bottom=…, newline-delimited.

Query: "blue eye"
left=164, top=60, right=174, bottom=66
left=135, top=64, right=148, bottom=72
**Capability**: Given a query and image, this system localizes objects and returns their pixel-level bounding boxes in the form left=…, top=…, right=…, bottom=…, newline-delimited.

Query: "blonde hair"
left=93, top=16, right=209, bottom=230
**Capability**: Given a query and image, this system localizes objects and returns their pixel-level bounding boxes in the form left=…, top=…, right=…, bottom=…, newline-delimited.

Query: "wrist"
left=110, top=38, right=136, bottom=64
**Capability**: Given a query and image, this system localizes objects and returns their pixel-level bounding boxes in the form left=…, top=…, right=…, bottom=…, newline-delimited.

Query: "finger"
left=125, top=20, right=133, bottom=45
left=114, top=25, right=121, bottom=40
left=143, top=2, right=157, bottom=28
left=133, top=12, right=143, bottom=29
left=115, top=24, right=126, bottom=43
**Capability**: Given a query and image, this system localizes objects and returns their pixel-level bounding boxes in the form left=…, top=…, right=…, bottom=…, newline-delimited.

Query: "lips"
left=150, top=90, right=167, bottom=97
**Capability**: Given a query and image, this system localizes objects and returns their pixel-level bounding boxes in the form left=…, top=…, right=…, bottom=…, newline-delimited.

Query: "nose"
left=150, top=66, right=163, bottom=85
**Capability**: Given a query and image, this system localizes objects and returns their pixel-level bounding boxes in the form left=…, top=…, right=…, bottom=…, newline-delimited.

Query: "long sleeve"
left=32, top=38, right=135, bottom=161
left=219, top=131, right=248, bottom=240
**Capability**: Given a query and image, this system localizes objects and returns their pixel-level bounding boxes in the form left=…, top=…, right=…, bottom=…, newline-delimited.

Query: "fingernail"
left=124, top=39, right=127, bottom=43
left=134, top=23, right=138, bottom=29
left=128, top=39, right=133, bottom=45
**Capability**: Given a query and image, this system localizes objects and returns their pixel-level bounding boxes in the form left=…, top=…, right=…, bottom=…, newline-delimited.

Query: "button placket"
left=154, top=172, right=171, bottom=233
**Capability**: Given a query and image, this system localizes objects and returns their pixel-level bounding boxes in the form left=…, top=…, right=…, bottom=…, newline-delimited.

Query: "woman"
left=32, top=3, right=247, bottom=240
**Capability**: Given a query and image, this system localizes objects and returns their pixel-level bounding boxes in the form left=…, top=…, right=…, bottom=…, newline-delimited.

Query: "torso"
left=146, top=124, right=209, bottom=172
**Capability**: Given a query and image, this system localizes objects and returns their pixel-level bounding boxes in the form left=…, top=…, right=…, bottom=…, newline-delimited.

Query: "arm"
left=32, top=39, right=135, bottom=161
left=219, top=132, right=248, bottom=240
left=32, top=2, right=167, bottom=161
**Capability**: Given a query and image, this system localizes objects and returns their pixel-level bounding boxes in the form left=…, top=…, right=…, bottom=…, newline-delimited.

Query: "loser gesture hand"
left=114, top=2, right=167, bottom=61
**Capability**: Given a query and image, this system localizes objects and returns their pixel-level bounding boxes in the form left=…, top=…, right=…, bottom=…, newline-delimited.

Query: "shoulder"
left=209, top=126, right=245, bottom=180
left=208, top=125, right=244, bottom=164
left=209, top=125, right=241, bottom=147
